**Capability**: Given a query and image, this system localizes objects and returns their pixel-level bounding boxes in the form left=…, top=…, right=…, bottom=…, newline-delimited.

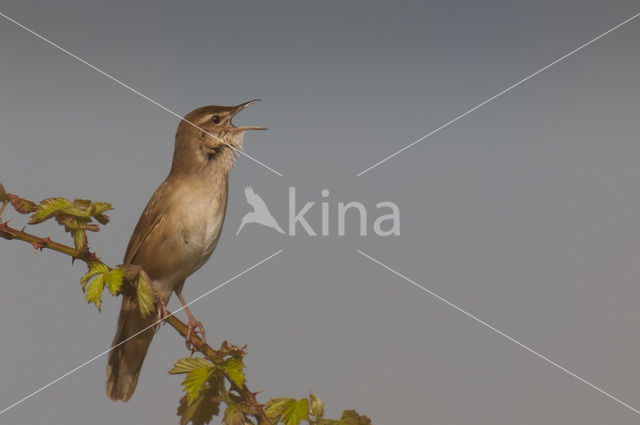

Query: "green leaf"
left=91, top=201, right=113, bottom=215
left=222, top=403, right=246, bottom=425
left=315, top=411, right=371, bottom=425
left=176, top=368, right=224, bottom=425
left=282, top=398, right=309, bottom=425
left=93, top=214, right=110, bottom=225
left=266, top=398, right=296, bottom=424
left=62, top=207, right=90, bottom=218
left=80, top=262, right=109, bottom=291
left=62, top=199, right=92, bottom=218
left=136, top=273, right=155, bottom=318
left=56, top=214, right=83, bottom=232
left=105, top=268, right=124, bottom=295
left=73, top=199, right=92, bottom=208
left=91, top=201, right=113, bottom=225
left=85, top=273, right=105, bottom=310
left=309, top=392, right=324, bottom=419
left=177, top=386, right=221, bottom=425
left=183, top=366, right=214, bottom=402
left=29, top=197, right=71, bottom=224
left=170, top=357, right=215, bottom=375
left=334, top=410, right=372, bottom=425
left=222, top=357, right=245, bottom=388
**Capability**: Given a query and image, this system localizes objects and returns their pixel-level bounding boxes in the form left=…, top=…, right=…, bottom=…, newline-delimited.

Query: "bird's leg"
left=154, top=299, right=169, bottom=332
left=175, top=291, right=206, bottom=352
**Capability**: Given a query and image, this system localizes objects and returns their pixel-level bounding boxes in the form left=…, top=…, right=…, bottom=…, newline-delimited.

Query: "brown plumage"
left=106, top=101, right=265, bottom=401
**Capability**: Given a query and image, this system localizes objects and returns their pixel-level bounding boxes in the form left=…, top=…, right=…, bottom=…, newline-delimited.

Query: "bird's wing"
left=244, top=186, right=271, bottom=212
left=123, top=180, right=169, bottom=264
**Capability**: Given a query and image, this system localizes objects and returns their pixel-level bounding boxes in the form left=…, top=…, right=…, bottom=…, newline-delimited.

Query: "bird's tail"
left=106, top=296, right=156, bottom=401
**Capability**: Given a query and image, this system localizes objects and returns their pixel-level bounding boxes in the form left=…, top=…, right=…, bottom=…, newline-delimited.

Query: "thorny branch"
left=0, top=186, right=272, bottom=425
left=0, top=183, right=371, bottom=425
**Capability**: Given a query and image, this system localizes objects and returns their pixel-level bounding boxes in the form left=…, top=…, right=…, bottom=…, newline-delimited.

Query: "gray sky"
left=2, top=1, right=640, bottom=424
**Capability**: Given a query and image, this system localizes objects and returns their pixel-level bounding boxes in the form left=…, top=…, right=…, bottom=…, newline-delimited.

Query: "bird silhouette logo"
left=236, top=186, right=285, bottom=235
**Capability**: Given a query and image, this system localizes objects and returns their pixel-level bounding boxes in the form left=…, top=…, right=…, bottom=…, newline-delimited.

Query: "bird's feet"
left=154, top=300, right=169, bottom=332
left=175, top=290, right=207, bottom=352
left=185, top=318, right=206, bottom=353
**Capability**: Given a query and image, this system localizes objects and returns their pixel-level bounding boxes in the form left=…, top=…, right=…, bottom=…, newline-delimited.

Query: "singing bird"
left=236, top=186, right=285, bottom=235
left=106, top=100, right=266, bottom=401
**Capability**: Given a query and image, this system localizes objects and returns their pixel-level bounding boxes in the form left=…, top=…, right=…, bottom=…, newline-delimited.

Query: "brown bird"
left=106, top=100, right=265, bottom=401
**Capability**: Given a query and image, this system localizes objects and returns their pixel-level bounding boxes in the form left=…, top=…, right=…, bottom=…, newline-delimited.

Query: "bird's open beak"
left=232, top=99, right=267, bottom=131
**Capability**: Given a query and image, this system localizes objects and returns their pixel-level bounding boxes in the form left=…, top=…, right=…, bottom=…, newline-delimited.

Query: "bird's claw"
left=154, top=301, right=169, bottom=332
left=185, top=319, right=206, bottom=353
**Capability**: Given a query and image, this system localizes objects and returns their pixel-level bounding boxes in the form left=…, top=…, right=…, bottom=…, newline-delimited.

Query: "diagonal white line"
left=356, top=11, right=640, bottom=177
left=0, top=249, right=282, bottom=416
left=0, top=11, right=282, bottom=177
left=356, top=249, right=640, bottom=416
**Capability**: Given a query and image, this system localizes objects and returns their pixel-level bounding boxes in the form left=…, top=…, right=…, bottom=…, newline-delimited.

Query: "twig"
left=166, top=316, right=271, bottom=424
left=0, top=220, right=100, bottom=263
left=0, top=218, right=272, bottom=425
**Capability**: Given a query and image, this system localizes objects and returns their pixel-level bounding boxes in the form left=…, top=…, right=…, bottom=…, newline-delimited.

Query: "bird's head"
left=171, top=100, right=266, bottom=175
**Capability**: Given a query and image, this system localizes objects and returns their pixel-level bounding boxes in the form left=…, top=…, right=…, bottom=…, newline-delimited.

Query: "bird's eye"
left=211, top=115, right=221, bottom=124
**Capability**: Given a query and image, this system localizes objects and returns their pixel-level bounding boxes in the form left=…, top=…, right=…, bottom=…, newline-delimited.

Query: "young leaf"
left=315, top=410, right=372, bottom=425
left=80, top=262, right=109, bottom=291
left=62, top=199, right=92, bottom=218
left=177, top=386, right=221, bottom=425
left=56, top=214, right=83, bottom=232
left=29, top=197, right=71, bottom=224
left=93, top=214, right=110, bottom=225
left=73, top=199, right=92, bottom=208
left=91, top=201, right=113, bottom=215
left=223, top=403, right=247, bottom=425
left=266, top=398, right=296, bottom=424
left=91, top=201, right=113, bottom=225
left=183, top=366, right=214, bottom=402
left=85, top=274, right=105, bottom=311
left=337, top=410, right=371, bottom=425
left=105, top=268, right=124, bottom=295
left=309, top=392, right=324, bottom=419
left=7, top=194, right=36, bottom=214
left=282, top=398, right=309, bottom=425
left=136, top=273, right=155, bottom=318
left=170, top=357, right=215, bottom=375
left=222, top=357, right=245, bottom=388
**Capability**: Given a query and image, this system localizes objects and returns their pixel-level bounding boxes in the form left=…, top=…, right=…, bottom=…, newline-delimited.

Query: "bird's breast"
left=128, top=175, right=230, bottom=300
left=177, top=181, right=228, bottom=265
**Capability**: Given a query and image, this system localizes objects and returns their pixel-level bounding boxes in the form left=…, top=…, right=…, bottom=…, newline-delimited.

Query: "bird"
left=106, top=100, right=266, bottom=402
left=236, top=186, right=285, bottom=235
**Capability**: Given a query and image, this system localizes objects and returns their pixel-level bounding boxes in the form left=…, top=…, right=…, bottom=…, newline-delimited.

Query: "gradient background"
left=1, top=1, right=640, bottom=423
